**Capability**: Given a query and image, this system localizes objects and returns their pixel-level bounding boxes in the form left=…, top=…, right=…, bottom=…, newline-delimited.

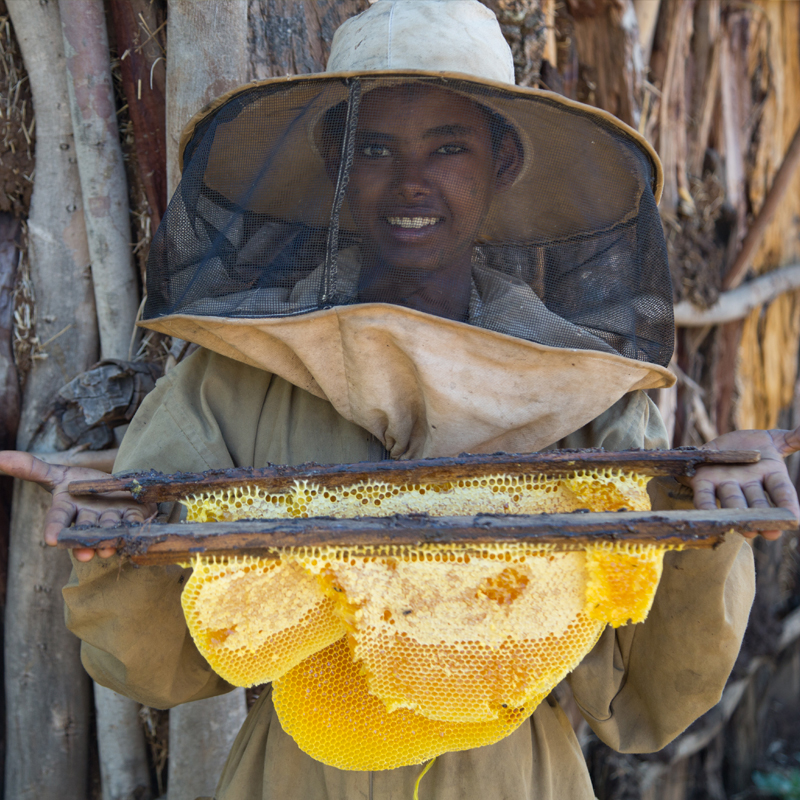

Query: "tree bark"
left=61, top=0, right=140, bottom=361
left=567, top=0, right=644, bottom=128
left=4, top=0, right=99, bottom=796
left=0, top=211, right=19, bottom=796
left=168, top=695, right=248, bottom=800
left=247, top=0, right=370, bottom=80
left=164, top=5, right=250, bottom=797
left=94, top=683, right=151, bottom=800
left=165, top=1, right=249, bottom=195
left=107, top=0, right=167, bottom=231
left=0, top=214, right=20, bottom=454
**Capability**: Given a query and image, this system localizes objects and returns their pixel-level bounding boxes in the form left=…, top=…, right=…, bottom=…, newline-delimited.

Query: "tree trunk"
left=4, top=0, right=99, bottom=796
left=165, top=1, right=249, bottom=197
left=164, top=4, right=250, bottom=798
left=61, top=0, right=140, bottom=361
left=94, top=683, right=152, bottom=800
left=106, top=0, right=168, bottom=232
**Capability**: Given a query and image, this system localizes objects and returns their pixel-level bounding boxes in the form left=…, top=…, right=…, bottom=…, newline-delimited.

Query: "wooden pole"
left=60, top=0, right=140, bottom=360
left=4, top=0, right=99, bottom=796
left=722, top=122, right=800, bottom=290
left=164, top=4, right=249, bottom=797
left=675, top=264, right=800, bottom=326
left=57, top=508, right=799, bottom=565
left=67, top=448, right=763, bottom=503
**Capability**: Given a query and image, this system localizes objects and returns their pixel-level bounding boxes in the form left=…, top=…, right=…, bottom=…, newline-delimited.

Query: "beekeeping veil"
left=141, top=0, right=675, bottom=459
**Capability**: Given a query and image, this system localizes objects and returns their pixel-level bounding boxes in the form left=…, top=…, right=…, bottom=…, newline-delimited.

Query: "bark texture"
left=165, top=1, right=249, bottom=195
left=61, top=0, right=140, bottom=361
left=163, top=4, right=250, bottom=796
left=168, top=695, right=249, bottom=800
left=4, top=1, right=98, bottom=797
left=107, top=0, right=167, bottom=231
left=94, top=683, right=151, bottom=800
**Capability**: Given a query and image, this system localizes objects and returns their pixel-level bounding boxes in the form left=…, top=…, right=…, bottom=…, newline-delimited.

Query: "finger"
left=121, top=506, right=147, bottom=524
left=75, top=508, right=100, bottom=527
left=761, top=530, right=783, bottom=541
left=0, top=450, right=64, bottom=490
left=764, top=471, right=800, bottom=521
left=742, top=481, right=771, bottom=509
left=73, top=547, right=97, bottom=562
left=774, top=425, right=800, bottom=457
left=691, top=479, right=720, bottom=511
left=43, top=500, right=80, bottom=546
left=98, top=508, right=125, bottom=529
left=96, top=546, right=117, bottom=558
left=715, top=481, right=748, bottom=509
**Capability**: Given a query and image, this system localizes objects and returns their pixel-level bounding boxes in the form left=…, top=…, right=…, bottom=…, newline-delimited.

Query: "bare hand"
left=691, top=427, right=800, bottom=540
left=0, top=450, right=156, bottom=562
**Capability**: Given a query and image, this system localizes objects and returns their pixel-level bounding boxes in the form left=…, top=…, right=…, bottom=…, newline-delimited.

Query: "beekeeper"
left=0, top=2, right=798, bottom=798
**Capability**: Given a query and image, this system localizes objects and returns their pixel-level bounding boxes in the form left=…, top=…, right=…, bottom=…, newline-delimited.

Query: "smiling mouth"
left=386, top=216, right=440, bottom=229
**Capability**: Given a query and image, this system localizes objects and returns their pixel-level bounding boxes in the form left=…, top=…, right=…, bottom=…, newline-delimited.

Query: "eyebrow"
left=357, top=124, right=478, bottom=141
left=422, top=124, right=477, bottom=139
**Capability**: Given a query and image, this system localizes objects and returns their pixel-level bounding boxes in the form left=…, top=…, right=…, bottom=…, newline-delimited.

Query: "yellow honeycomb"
left=178, top=466, right=676, bottom=770
left=585, top=542, right=666, bottom=627
left=299, top=545, right=605, bottom=723
left=272, top=635, right=544, bottom=771
left=180, top=554, right=345, bottom=686
left=182, top=468, right=650, bottom=522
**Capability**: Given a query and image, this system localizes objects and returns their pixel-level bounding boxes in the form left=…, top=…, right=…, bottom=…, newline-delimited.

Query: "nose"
left=393, top=155, right=430, bottom=202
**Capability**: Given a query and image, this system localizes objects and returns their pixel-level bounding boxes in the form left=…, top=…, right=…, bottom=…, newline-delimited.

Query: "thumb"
left=774, top=426, right=800, bottom=458
left=0, top=450, right=64, bottom=491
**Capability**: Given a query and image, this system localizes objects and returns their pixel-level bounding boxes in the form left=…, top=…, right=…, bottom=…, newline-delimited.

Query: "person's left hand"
left=690, top=426, right=800, bottom=540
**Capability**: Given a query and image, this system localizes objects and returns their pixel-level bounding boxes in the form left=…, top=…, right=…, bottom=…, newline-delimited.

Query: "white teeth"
left=386, top=216, right=439, bottom=229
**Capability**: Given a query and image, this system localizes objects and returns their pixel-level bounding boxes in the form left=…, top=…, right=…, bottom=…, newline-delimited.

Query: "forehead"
left=357, top=85, right=490, bottom=136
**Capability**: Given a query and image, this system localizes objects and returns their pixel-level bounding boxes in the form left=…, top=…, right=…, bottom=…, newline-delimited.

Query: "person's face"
left=343, top=86, right=513, bottom=273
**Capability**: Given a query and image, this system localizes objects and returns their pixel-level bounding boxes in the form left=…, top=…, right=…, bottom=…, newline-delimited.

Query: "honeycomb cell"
left=584, top=542, right=667, bottom=627
left=178, top=467, right=675, bottom=769
left=183, top=468, right=651, bottom=523
left=272, top=636, right=543, bottom=770
left=180, top=554, right=345, bottom=686
left=301, top=547, right=604, bottom=722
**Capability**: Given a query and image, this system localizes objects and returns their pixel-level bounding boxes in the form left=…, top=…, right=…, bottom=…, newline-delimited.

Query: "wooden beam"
left=57, top=508, right=797, bottom=565
left=674, top=264, right=800, bottom=326
left=723, top=122, right=800, bottom=290
left=67, top=449, right=762, bottom=503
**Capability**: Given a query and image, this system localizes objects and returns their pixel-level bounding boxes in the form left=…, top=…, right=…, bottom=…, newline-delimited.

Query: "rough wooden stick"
left=164, top=6, right=250, bottom=799
left=5, top=1, right=99, bottom=796
left=57, top=508, right=798, bottom=565
left=723, top=121, right=800, bottom=290
left=61, top=0, right=141, bottom=360
left=674, top=264, right=800, bottom=326
left=67, top=449, right=763, bottom=503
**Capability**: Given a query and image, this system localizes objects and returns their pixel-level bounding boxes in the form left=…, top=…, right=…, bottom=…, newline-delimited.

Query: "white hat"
left=327, top=0, right=516, bottom=85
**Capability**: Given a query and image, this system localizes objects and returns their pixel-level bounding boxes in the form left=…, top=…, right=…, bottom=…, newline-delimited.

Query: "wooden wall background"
left=0, top=1, right=799, bottom=798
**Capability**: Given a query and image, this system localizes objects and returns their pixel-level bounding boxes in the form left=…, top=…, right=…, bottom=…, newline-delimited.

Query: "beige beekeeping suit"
left=63, top=350, right=754, bottom=800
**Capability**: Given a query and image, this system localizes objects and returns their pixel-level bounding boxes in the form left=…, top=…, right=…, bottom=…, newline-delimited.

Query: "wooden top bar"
left=67, top=448, right=762, bottom=504
left=57, top=508, right=796, bottom=566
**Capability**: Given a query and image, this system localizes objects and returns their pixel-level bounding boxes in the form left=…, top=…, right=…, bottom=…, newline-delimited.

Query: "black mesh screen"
left=144, top=75, right=674, bottom=366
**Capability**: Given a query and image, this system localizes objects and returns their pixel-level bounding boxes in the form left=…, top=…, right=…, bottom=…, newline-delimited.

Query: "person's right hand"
left=0, top=450, right=156, bottom=562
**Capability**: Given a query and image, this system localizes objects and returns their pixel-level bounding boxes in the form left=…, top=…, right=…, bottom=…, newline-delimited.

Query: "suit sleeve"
left=62, top=350, right=249, bottom=708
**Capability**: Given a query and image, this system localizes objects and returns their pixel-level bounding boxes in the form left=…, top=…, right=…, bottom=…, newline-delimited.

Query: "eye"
left=435, top=144, right=468, bottom=155
left=362, top=144, right=391, bottom=158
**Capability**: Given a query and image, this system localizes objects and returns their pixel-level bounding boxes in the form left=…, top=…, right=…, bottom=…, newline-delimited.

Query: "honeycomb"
left=180, top=554, right=345, bottom=686
left=299, top=545, right=605, bottom=723
left=272, top=635, right=543, bottom=771
left=182, top=467, right=651, bottom=522
left=584, top=542, right=665, bottom=627
left=178, top=466, right=677, bottom=769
